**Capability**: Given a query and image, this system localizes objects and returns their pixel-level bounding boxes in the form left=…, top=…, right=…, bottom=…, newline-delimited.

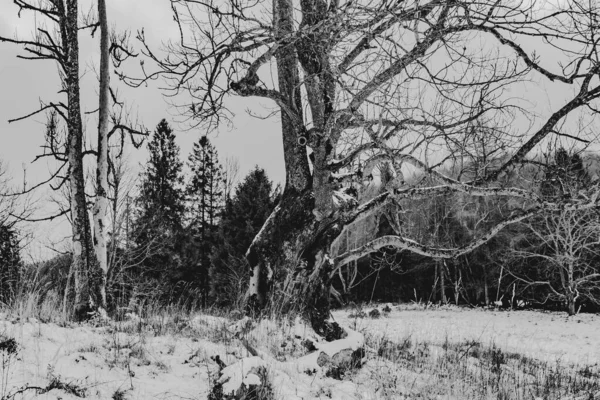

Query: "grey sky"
left=0, top=0, right=285, bottom=260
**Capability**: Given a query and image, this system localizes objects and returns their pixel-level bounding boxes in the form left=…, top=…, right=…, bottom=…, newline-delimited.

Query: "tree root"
left=208, top=320, right=365, bottom=399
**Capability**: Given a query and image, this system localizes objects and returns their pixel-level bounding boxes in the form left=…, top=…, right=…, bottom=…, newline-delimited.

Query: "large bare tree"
left=127, top=0, right=600, bottom=331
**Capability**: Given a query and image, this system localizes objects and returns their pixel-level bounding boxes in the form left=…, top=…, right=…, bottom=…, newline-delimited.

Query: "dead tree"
left=0, top=0, right=102, bottom=319
left=1, top=0, right=144, bottom=319
left=92, top=0, right=111, bottom=311
left=125, top=0, right=600, bottom=332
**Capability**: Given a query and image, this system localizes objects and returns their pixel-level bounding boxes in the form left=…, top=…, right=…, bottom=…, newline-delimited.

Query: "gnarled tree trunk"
left=243, top=0, right=343, bottom=335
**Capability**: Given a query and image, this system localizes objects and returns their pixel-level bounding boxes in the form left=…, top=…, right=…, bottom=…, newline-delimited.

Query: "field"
left=1, top=305, right=599, bottom=400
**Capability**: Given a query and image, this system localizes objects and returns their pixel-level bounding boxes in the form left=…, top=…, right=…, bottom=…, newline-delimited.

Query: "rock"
left=369, top=309, right=381, bottom=318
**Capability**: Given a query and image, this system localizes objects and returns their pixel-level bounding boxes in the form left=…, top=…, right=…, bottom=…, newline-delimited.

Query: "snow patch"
left=219, top=356, right=267, bottom=395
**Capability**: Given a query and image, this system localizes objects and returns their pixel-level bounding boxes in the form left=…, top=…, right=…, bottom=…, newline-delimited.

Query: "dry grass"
left=355, top=326, right=600, bottom=399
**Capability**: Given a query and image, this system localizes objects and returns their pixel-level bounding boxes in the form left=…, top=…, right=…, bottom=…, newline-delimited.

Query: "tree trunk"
left=484, top=267, right=490, bottom=306
left=244, top=0, right=311, bottom=308
left=439, top=260, right=447, bottom=304
left=92, top=0, right=110, bottom=311
left=64, top=0, right=100, bottom=321
left=432, top=261, right=438, bottom=302
left=566, top=291, right=576, bottom=316
left=244, top=0, right=345, bottom=337
left=496, top=265, right=504, bottom=302
left=453, top=263, right=461, bottom=306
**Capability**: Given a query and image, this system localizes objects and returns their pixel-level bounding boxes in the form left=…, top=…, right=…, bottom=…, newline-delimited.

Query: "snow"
left=334, top=304, right=600, bottom=364
left=332, top=190, right=358, bottom=208
left=295, top=324, right=364, bottom=372
left=1, top=306, right=598, bottom=399
left=0, top=317, right=215, bottom=399
left=219, top=356, right=266, bottom=395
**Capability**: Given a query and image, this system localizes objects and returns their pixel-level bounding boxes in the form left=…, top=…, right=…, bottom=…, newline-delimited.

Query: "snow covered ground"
left=333, top=304, right=600, bottom=365
left=0, top=317, right=216, bottom=399
left=0, top=305, right=598, bottom=399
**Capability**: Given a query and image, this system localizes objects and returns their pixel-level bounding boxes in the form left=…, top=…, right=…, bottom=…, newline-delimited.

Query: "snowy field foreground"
left=0, top=306, right=599, bottom=400
left=333, top=304, right=600, bottom=365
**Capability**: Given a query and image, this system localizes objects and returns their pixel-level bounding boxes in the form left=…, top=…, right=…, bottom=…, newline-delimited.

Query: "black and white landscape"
left=1, top=0, right=600, bottom=399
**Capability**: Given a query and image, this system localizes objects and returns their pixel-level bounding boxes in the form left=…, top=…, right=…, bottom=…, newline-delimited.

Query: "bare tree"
left=92, top=0, right=111, bottom=311
left=0, top=160, right=32, bottom=230
left=508, top=147, right=600, bottom=315
left=1, top=1, right=145, bottom=319
left=0, top=0, right=103, bottom=319
left=125, top=0, right=600, bottom=331
left=223, top=156, right=240, bottom=200
left=511, top=207, right=600, bottom=316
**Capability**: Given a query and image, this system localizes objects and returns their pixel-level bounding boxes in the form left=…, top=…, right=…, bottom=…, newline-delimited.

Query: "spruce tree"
left=186, top=135, right=224, bottom=306
left=209, top=167, right=278, bottom=307
left=133, top=119, right=185, bottom=299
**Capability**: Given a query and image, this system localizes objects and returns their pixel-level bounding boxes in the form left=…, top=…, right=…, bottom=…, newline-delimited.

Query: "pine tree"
left=186, top=135, right=224, bottom=306
left=209, top=167, right=278, bottom=307
left=133, top=119, right=185, bottom=299
left=138, top=119, right=185, bottom=229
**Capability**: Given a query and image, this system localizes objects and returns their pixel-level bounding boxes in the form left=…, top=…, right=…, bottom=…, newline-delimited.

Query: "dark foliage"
left=185, top=135, right=224, bottom=306
left=131, top=119, right=187, bottom=302
left=209, top=167, right=278, bottom=307
left=0, top=224, right=20, bottom=305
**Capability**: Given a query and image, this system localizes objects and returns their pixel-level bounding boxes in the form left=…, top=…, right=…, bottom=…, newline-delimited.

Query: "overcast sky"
left=0, top=0, right=286, bottom=260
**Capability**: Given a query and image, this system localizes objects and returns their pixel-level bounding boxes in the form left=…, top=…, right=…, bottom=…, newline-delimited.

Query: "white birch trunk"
left=93, top=0, right=110, bottom=310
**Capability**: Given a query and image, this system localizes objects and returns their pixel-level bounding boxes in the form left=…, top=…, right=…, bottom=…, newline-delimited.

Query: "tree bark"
left=92, top=0, right=110, bottom=311
left=245, top=0, right=314, bottom=313
left=59, top=0, right=97, bottom=320
left=64, top=0, right=100, bottom=320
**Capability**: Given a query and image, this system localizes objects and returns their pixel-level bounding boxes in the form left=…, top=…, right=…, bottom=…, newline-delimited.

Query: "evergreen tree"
left=185, top=135, right=224, bottom=306
left=133, top=119, right=186, bottom=299
left=209, top=167, right=278, bottom=307
left=0, top=224, right=20, bottom=305
left=138, top=119, right=185, bottom=229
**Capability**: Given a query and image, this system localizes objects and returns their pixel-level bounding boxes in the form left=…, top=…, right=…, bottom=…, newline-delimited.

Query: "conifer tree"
left=186, top=135, right=224, bottom=306
left=210, top=167, right=278, bottom=306
left=133, top=119, right=185, bottom=298
left=138, top=119, right=185, bottom=230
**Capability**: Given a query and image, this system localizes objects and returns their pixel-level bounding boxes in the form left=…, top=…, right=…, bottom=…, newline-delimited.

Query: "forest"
left=3, top=138, right=600, bottom=317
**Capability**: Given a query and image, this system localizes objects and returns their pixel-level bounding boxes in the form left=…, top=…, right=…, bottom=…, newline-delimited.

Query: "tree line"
left=0, top=119, right=280, bottom=313
left=4, top=138, right=599, bottom=316
left=330, top=147, right=600, bottom=315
